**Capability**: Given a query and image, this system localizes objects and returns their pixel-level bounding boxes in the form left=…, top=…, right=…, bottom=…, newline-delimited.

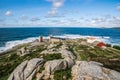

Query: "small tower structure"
left=39, top=36, right=43, bottom=42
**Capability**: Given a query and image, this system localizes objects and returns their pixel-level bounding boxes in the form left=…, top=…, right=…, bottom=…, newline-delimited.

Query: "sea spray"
left=0, top=34, right=111, bottom=53
left=0, top=37, right=38, bottom=53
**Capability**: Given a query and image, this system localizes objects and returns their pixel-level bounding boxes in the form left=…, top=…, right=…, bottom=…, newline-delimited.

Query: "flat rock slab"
left=8, top=58, right=44, bottom=80
left=72, top=61, right=120, bottom=80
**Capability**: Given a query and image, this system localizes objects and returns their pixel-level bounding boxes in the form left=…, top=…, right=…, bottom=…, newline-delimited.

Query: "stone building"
left=38, top=36, right=43, bottom=42
left=49, top=36, right=66, bottom=43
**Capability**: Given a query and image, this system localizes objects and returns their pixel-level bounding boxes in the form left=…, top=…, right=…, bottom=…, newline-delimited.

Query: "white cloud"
left=93, top=18, right=105, bottom=22
left=91, top=20, right=96, bottom=24
left=113, top=16, right=120, bottom=21
left=48, top=8, right=58, bottom=15
left=89, top=18, right=105, bottom=25
left=53, top=0, right=64, bottom=8
left=20, top=15, right=28, bottom=20
left=30, top=17, right=40, bottom=22
left=5, top=11, right=12, bottom=16
left=46, top=0, right=65, bottom=15
left=117, top=5, right=120, bottom=11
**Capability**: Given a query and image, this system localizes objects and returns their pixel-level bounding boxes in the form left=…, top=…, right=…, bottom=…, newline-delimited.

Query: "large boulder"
left=40, top=48, right=59, bottom=54
left=8, top=58, right=44, bottom=80
left=71, top=61, right=120, bottom=80
left=24, top=58, right=44, bottom=80
left=60, top=44, right=69, bottom=50
left=17, top=47, right=30, bottom=56
left=64, top=58, right=75, bottom=68
left=59, top=49, right=75, bottom=59
left=8, top=60, right=28, bottom=80
left=40, top=59, right=68, bottom=79
left=47, top=43, right=57, bottom=49
left=44, top=59, right=67, bottom=74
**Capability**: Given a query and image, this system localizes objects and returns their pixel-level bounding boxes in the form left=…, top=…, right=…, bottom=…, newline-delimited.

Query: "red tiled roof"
left=97, top=42, right=106, bottom=47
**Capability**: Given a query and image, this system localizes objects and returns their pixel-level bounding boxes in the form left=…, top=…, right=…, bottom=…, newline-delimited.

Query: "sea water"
left=0, top=27, right=120, bottom=52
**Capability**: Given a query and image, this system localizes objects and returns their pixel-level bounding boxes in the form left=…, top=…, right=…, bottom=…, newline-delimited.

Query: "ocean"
left=0, top=27, right=120, bottom=52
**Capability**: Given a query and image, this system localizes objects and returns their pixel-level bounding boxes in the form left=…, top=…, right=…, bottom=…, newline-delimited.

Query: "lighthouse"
left=39, top=36, right=43, bottom=42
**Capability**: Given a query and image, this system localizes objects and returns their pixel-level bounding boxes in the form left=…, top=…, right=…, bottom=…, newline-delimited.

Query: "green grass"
left=0, top=75, right=9, bottom=80
left=68, top=45, right=77, bottom=59
left=0, top=44, right=63, bottom=80
left=0, top=41, right=120, bottom=80
left=39, top=65, right=45, bottom=73
left=42, top=53, right=62, bottom=61
left=0, top=45, right=46, bottom=80
left=54, top=68, right=72, bottom=80
left=74, top=45, right=120, bottom=72
left=113, top=45, right=120, bottom=50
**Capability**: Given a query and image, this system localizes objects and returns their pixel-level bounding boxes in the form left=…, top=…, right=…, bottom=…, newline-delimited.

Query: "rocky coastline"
left=0, top=37, right=120, bottom=80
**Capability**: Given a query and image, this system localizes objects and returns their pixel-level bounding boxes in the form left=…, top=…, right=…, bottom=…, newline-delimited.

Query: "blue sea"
left=0, top=27, right=120, bottom=52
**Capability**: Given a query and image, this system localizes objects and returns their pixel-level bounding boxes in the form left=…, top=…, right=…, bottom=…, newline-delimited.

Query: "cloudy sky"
left=0, top=0, right=120, bottom=28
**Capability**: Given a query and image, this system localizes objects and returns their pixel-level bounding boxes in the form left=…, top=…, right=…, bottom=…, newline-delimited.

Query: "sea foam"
left=0, top=37, right=38, bottom=53
left=0, top=34, right=111, bottom=53
left=54, top=34, right=110, bottom=42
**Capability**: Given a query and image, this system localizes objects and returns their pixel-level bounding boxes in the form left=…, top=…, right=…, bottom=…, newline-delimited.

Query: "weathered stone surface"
left=44, top=59, right=67, bottom=74
left=71, top=61, right=120, bottom=80
left=64, top=58, right=75, bottom=68
left=37, top=70, right=46, bottom=80
left=42, top=59, right=67, bottom=79
left=17, top=47, right=30, bottom=56
left=60, top=44, right=69, bottom=50
left=41, top=44, right=75, bottom=60
left=24, top=58, right=44, bottom=79
left=8, top=60, right=28, bottom=80
left=40, top=48, right=59, bottom=54
left=47, top=44, right=57, bottom=49
left=26, top=69, right=37, bottom=80
left=8, top=58, right=44, bottom=80
left=59, top=49, right=75, bottom=59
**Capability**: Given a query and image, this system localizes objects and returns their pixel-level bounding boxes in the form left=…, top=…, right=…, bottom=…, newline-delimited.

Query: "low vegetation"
left=74, top=45, right=120, bottom=71
left=106, top=44, right=111, bottom=47
left=54, top=68, right=72, bottom=80
left=0, top=44, right=62, bottom=80
left=113, top=45, right=120, bottom=50
left=0, top=40, right=120, bottom=80
left=42, top=53, right=62, bottom=61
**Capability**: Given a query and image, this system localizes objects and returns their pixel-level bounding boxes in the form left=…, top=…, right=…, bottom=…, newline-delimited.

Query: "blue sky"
left=0, top=0, right=120, bottom=27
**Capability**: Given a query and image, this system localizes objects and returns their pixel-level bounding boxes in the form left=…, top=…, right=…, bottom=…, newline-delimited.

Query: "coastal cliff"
left=0, top=38, right=120, bottom=80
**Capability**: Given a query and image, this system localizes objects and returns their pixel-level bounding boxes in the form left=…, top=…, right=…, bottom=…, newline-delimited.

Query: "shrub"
left=43, top=53, right=62, bottom=61
left=39, top=66, right=45, bottom=73
left=54, top=69, right=72, bottom=80
left=113, top=45, right=120, bottom=50
left=106, top=44, right=111, bottom=47
left=0, top=61, right=20, bottom=79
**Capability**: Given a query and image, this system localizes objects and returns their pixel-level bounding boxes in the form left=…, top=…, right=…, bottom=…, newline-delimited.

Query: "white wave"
left=53, top=34, right=110, bottom=42
left=0, top=37, right=38, bottom=53
left=0, top=34, right=112, bottom=53
left=103, top=36, right=110, bottom=39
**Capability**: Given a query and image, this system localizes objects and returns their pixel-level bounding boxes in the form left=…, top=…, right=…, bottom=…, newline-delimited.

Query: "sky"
left=0, top=0, right=120, bottom=28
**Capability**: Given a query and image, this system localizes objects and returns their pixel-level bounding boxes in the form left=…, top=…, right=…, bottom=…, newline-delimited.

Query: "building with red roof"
left=96, top=42, right=106, bottom=48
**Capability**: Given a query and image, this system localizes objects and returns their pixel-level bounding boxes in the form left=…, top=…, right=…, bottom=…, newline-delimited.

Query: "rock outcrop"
left=36, top=58, right=74, bottom=80
left=7, top=41, right=120, bottom=80
left=64, top=57, right=74, bottom=68
left=44, top=59, right=67, bottom=73
left=41, top=48, right=75, bottom=60
left=47, top=43, right=57, bottom=49
left=71, top=61, right=120, bottom=80
left=8, top=58, right=44, bottom=80
left=40, top=48, right=59, bottom=54
left=59, top=49, right=75, bottom=59
left=8, top=60, right=28, bottom=80
left=38, top=59, right=68, bottom=79
left=17, top=47, right=30, bottom=56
